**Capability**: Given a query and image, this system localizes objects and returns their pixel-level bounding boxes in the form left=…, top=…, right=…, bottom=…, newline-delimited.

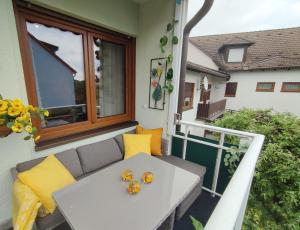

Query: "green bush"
left=213, top=109, right=300, bottom=230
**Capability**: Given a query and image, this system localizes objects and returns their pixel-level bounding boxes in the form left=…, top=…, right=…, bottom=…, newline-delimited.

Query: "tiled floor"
left=54, top=191, right=219, bottom=230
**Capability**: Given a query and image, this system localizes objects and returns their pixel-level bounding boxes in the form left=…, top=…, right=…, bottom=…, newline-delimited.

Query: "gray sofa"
left=12, top=131, right=206, bottom=230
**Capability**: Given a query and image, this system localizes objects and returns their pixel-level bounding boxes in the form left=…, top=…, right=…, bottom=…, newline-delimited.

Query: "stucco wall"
left=30, top=0, right=139, bottom=36
left=0, top=0, right=175, bottom=225
left=135, top=0, right=175, bottom=137
left=225, top=70, right=300, bottom=116
left=187, top=42, right=219, bottom=70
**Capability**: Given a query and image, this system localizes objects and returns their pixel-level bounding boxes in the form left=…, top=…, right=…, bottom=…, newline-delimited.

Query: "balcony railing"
left=196, top=99, right=226, bottom=120
left=172, top=118, right=264, bottom=230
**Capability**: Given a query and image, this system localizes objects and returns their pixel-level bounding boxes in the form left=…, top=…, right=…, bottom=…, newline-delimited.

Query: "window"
left=227, top=48, right=245, bottom=63
left=256, top=82, right=275, bottom=92
left=225, top=82, right=238, bottom=97
left=15, top=3, right=135, bottom=145
left=183, top=82, right=195, bottom=111
left=200, top=84, right=211, bottom=102
left=281, top=82, right=300, bottom=92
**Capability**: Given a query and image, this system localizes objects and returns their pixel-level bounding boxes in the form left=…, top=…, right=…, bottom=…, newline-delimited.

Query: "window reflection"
left=26, top=22, right=87, bottom=128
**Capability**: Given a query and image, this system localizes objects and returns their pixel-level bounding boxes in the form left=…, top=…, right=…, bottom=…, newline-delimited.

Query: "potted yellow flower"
left=0, top=94, right=48, bottom=141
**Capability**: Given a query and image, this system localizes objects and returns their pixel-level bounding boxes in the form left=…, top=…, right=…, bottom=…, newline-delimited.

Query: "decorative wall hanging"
left=149, top=58, right=167, bottom=110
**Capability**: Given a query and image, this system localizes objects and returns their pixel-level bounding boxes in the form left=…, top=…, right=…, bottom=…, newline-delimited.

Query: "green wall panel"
left=171, top=133, right=234, bottom=194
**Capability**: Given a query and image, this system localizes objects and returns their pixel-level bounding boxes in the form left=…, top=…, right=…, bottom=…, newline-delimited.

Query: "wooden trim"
left=281, top=82, right=300, bottom=92
left=224, top=82, right=238, bottom=97
left=14, top=1, right=136, bottom=144
left=256, top=82, right=275, bottom=92
left=35, top=121, right=138, bottom=151
left=182, top=82, right=195, bottom=111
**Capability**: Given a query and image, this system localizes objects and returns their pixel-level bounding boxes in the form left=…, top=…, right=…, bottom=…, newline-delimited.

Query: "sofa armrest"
left=10, top=167, right=18, bottom=181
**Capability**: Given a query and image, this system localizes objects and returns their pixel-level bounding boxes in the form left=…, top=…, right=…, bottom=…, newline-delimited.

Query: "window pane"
left=257, top=82, right=274, bottom=91
left=283, top=83, right=300, bottom=91
left=93, top=38, right=125, bottom=118
left=26, top=22, right=87, bottom=128
left=225, top=82, right=237, bottom=97
left=228, top=48, right=244, bottom=62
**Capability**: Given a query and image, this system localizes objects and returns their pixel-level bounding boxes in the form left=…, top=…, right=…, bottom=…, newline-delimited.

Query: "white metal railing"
left=173, top=118, right=264, bottom=230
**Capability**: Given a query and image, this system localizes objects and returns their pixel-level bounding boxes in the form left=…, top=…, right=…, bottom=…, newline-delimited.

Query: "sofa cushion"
left=16, top=149, right=84, bottom=179
left=36, top=208, right=65, bottom=230
left=76, top=139, right=123, bottom=173
left=158, top=155, right=206, bottom=178
left=55, top=149, right=84, bottom=178
left=114, top=130, right=135, bottom=155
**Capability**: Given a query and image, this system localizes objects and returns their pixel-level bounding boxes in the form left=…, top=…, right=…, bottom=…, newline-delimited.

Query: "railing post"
left=211, top=132, right=225, bottom=197
left=182, top=125, right=189, bottom=160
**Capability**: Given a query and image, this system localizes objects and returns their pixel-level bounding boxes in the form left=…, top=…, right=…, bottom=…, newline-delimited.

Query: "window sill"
left=35, top=120, right=138, bottom=151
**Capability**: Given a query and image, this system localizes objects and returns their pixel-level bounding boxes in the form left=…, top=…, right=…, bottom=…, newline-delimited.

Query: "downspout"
left=177, top=0, right=214, bottom=115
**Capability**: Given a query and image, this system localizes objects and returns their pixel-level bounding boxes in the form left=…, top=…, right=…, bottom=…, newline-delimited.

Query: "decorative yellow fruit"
left=127, top=180, right=141, bottom=195
left=142, top=172, right=154, bottom=184
left=121, top=169, right=133, bottom=182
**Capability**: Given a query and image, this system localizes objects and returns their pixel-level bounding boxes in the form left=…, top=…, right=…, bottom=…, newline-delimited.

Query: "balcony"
left=196, top=99, right=227, bottom=121
left=171, top=119, right=264, bottom=229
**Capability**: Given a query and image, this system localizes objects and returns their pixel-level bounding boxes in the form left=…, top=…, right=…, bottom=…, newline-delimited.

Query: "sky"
left=188, top=0, right=300, bottom=37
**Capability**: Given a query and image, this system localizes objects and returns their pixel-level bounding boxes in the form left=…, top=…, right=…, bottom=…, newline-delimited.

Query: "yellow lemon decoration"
left=142, top=172, right=154, bottom=184
left=127, top=180, right=141, bottom=195
left=121, top=169, right=134, bottom=182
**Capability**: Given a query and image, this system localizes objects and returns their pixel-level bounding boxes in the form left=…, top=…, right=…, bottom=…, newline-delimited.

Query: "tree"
left=213, top=109, right=300, bottom=229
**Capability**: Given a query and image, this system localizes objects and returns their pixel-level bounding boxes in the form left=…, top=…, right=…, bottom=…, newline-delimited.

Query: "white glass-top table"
left=53, top=153, right=200, bottom=230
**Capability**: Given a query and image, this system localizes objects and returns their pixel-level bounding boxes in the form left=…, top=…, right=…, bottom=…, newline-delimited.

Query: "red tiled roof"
left=190, top=27, right=300, bottom=71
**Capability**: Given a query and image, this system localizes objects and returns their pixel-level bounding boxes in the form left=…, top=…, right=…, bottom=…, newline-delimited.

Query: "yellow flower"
left=27, top=105, right=35, bottom=112
left=8, top=107, right=21, bottom=117
left=11, top=122, right=23, bottom=133
left=44, top=111, right=49, bottom=117
left=12, top=99, right=24, bottom=110
left=0, top=118, right=5, bottom=125
left=0, top=100, right=8, bottom=111
left=0, top=110, right=7, bottom=115
left=34, top=135, right=41, bottom=142
left=25, top=125, right=33, bottom=133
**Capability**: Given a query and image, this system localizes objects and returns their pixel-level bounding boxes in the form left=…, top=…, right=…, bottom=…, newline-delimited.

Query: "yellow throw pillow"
left=123, top=134, right=152, bottom=160
left=18, top=155, right=75, bottom=214
left=136, top=125, right=163, bottom=156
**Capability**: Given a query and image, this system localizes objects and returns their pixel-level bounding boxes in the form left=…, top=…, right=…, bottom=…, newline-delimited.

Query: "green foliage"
left=213, top=109, right=300, bottom=229
left=158, top=19, right=178, bottom=94
left=190, top=216, right=204, bottom=230
left=152, top=83, right=162, bottom=106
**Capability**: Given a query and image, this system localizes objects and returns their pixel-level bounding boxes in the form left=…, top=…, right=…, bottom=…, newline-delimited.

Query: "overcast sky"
left=188, top=0, right=300, bottom=37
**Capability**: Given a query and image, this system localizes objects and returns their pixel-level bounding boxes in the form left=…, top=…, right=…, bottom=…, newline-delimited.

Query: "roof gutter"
left=177, top=0, right=214, bottom=114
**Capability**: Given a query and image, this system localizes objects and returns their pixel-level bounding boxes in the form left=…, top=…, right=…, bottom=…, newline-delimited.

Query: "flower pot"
left=0, top=125, right=12, bottom=138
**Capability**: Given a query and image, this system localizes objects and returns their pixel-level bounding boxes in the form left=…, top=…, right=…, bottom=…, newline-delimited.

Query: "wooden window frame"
left=256, top=82, right=275, bottom=92
left=183, top=82, right=195, bottom=111
left=281, top=82, right=300, bottom=93
left=224, top=82, right=238, bottom=97
left=14, top=1, right=136, bottom=147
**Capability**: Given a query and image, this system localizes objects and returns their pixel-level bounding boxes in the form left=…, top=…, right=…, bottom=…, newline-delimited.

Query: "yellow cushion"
left=18, top=155, right=75, bottom=213
left=136, top=125, right=163, bottom=156
left=123, top=134, right=152, bottom=160
left=13, top=179, right=42, bottom=230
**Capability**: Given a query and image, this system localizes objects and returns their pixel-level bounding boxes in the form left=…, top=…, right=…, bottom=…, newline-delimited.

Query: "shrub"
left=213, top=109, right=300, bottom=229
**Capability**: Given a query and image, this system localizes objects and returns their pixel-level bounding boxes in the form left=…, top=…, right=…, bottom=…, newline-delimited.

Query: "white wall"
left=187, top=42, right=219, bottom=70
left=135, top=0, right=175, bottom=137
left=0, top=0, right=176, bottom=225
left=225, top=70, right=300, bottom=116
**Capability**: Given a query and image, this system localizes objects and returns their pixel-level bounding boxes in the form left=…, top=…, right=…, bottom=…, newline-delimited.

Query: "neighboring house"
left=29, top=34, right=77, bottom=109
left=184, top=27, right=300, bottom=126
